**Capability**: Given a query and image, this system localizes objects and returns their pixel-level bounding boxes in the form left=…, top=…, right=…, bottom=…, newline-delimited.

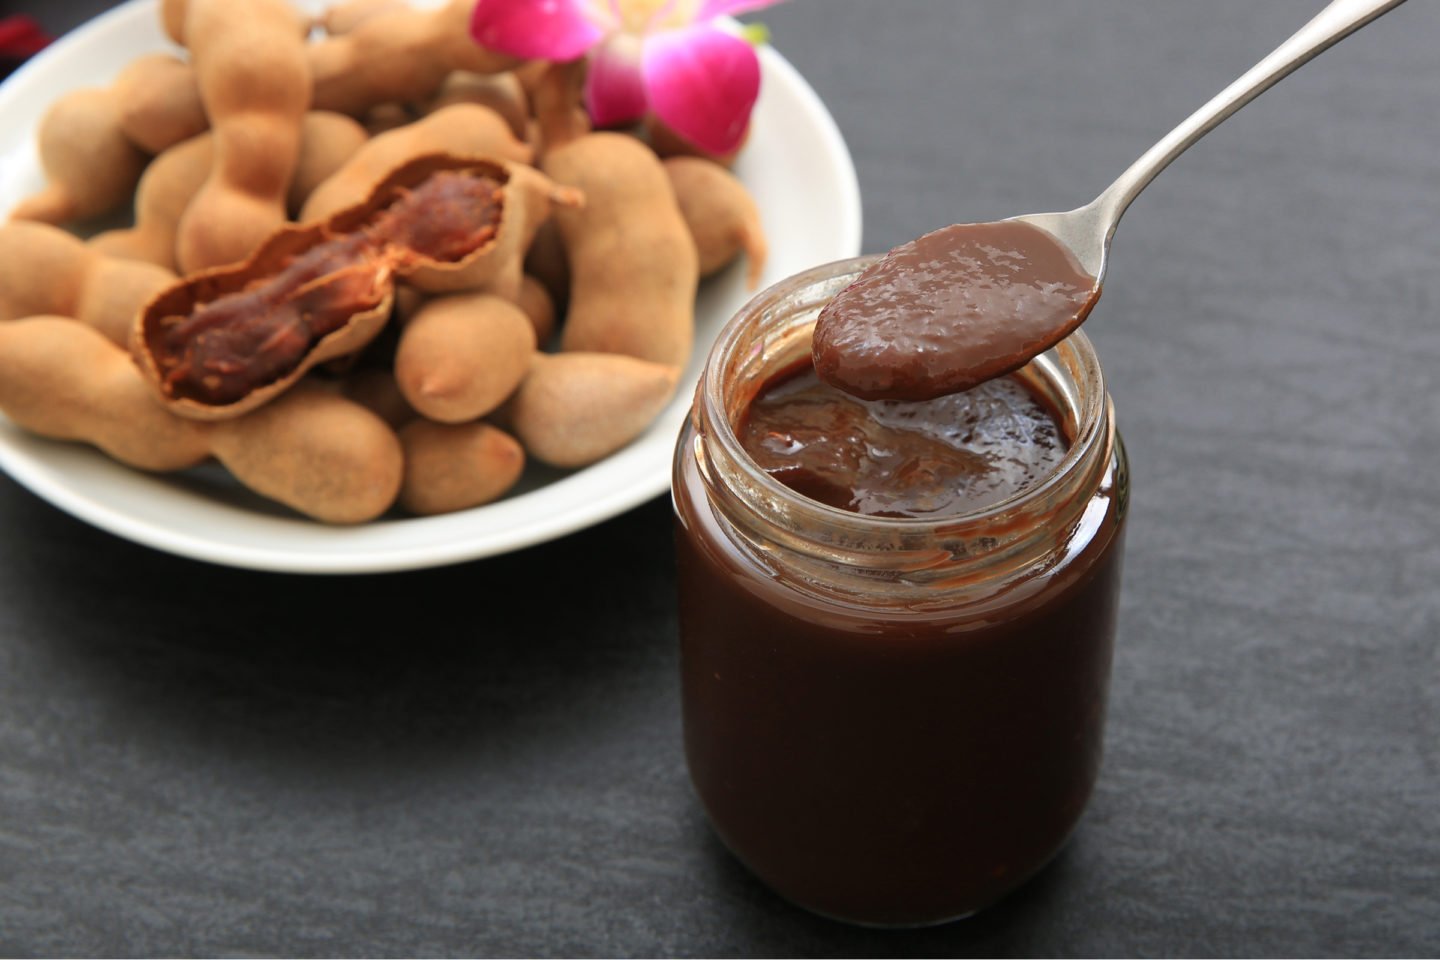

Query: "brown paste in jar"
left=738, top=361, right=1067, bottom=518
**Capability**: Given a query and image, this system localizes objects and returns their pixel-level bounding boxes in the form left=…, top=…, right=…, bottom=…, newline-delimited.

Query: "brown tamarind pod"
left=9, top=87, right=148, bottom=225
left=544, top=132, right=698, bottom=368
left=663, top=156, right=768, bottom=290
left=513, top=275, right=557, bottom=345
left=423, top=71, right=530, bottom=142
left=300, top=103, right=532, bottom=222
left=523, top=219, right=569, bottom=312
left=398, top=420, right=525, bottom=515
left=504, top=352, right=680, bottom=469
left=92, top=112, right=368, bottom=271
left=209, top=382, right=404, bottom=525
left=288, top=111, right=371, bottom=216
left=395, top=292, right=536, bottom=424
left=0, top=318, right=400, bottom=523
left=309, top=0, right=519, bottom=117
left=320, top=0, right=410, bottom=36
left=0, top=222, right=175, bottom=347
left=90, top=133, right=214, bottom=271
left=402, top=160, right=580, bottom=298
left=170, top=0, right=312, bottom=272
left=112, top=53, right=209, bottom=155
left=0, top=318, right=212, bottom=472
left=134, top=155, right=528, bottom=420
left=342, top=368, right=416, bottom=429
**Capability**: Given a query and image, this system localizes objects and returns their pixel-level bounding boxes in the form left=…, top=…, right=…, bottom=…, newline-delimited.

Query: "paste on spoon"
left=812, top=220, right=1099, bottom=401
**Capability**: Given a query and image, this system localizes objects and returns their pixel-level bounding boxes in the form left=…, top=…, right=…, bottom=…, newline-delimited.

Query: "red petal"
left=469, top=0, right=608, bottom=61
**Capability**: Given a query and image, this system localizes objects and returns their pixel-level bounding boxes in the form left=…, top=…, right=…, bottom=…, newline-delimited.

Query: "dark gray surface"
left=3, top=1, right=1439, bottom=956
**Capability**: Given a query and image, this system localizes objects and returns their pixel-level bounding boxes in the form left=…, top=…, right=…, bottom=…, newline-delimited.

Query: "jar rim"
left=699, top=254, right=1110, bottom=541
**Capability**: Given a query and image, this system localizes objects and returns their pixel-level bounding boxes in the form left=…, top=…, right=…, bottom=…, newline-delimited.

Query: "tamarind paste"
left=154, top=170, right=502, bottom=406
left=673, top=257, right=1127, bottom=926
left=811, top=220, right=1098, bottom=400
left=738, top=362, right=1066, bottom=518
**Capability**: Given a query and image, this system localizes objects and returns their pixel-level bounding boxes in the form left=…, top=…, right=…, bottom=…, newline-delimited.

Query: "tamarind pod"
left=320, top=0, right=410, bottom=35
left=363, top=103, right=416, bottom=136
left=9, top=88, right=148, bottom=225
left=288, top=112, right=371, bottom=216
left=112, top=53, right=209, bottom=155
left=171, top=0, right=312, bottom=272
left=402, top=161, right=580, bottom=297
left=91, top=132, right=213, bottom=271
left=160, top=0, right=188, bottom=45
left=530, top=60, right=590, bottom=156
left=309, top=0, right=518, bottom=118
left=513, top=275, right=556, bottom=345
left=0, top=319, right=399, bottom=523
left=545, top=132, right=698, bottom=368
left=398, top=420, right=525, bottom=515
left=504, top=352, right=680, bottom=469
left=135, top=155, right=512, bottom=420
left=0, top=222, right=175, bottom=346
left=0, top=318, right=212, bottom=472
left=395, top=293, right=535, bottom=424
left=663, top=157, right=768, bottom=290
left=300, top=104, right=532, bottom=222
left=209, top=382, right=403, bottom=524
left=523, top=220, right=570, bottom=312
left=91, top=113, right=370, bottom=272
left=136, top=223, right=397, bottom=421
left=0, top=222, right=89, bottom=321
left=342, top=368, right=416, bottom=429
left=423, top=71, right=529, bottom=142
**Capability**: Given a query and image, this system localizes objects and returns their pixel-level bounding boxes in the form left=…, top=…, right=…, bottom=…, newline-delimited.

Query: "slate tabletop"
left=2, top=1, right=1438, bottom=956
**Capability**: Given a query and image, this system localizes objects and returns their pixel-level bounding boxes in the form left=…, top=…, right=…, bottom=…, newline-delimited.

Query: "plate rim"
left=0, top=0, right=863, bottom=574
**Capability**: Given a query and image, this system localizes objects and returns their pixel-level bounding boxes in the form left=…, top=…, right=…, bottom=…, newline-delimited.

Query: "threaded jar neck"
left=689, top=256, right=1117, bottom=608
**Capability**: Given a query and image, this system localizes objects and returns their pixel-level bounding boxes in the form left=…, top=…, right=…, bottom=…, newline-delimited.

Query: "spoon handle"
left=1092, top=0, right=1408, bottom=231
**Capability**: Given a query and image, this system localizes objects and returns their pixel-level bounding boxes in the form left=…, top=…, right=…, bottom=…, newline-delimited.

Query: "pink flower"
left=470, top=0, right=782, bottom=155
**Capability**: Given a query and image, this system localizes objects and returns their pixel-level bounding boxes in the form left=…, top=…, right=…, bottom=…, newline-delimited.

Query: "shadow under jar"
left=672, top=256, right=1129, bottom=927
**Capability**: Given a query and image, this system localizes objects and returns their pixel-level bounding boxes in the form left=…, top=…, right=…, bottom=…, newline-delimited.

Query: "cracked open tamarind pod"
left=134, top=154, right=577, bottom=421
left=0, top=221, right=175, bottom=347
left=300, top=103, right=532, bottom=222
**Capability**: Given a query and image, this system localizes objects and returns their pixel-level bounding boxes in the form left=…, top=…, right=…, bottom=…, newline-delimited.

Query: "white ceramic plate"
left=0, top=0, right=861, bottom=573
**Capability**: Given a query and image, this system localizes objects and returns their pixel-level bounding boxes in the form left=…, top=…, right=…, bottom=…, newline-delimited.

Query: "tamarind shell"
left=134, top=153, right=532, bottom=421
left=134, top=222, right=396, bottom=421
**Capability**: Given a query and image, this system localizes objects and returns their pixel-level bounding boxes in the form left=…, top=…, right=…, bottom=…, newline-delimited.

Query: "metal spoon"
left=813, top=0, right=1409, bottom=402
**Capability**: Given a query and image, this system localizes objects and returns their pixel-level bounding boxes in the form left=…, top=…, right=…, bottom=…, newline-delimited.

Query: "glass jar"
left=672, top=256, right=1129, bottom=927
